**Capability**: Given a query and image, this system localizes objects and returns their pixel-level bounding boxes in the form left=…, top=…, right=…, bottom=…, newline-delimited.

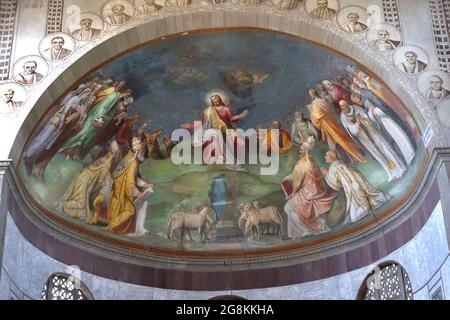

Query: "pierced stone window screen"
left=429, top=0, right=450, bottom=72
left=363, top=263, right=414, bottom=300
left=46, top=0, right=64, bottom=34
left=41, top=273, right=94, bottom=300
left=0, top=0, right=17, bottom=80
left=382, top=0, right=402, bottom=31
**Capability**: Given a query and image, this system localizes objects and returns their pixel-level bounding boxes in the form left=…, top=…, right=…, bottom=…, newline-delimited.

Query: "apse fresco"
left=19, top=30, right=425, bottom=251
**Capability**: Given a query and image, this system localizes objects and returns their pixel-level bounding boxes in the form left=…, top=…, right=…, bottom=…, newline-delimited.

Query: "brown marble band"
left=6, top=178, right=440, bottom=291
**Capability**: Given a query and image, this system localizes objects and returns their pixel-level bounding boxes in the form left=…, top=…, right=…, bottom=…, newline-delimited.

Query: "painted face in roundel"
left=51, top=38, right=64, bottom=50
left=23, top=62, right=37, bottom=74
left=378, top=30, right=390, bottom=41
left=429, top=76, right=443, bottom=91
left=80, top=19, right=92, bottom=30
left=405, top=52, right=417, bottom=64
left=112, top=5, right=125, bottom=14
left=317, top=0, right=328, bottom=8
left=2, top=90, right=14, bottom=103
left=348, top=13, right=359, bottom=24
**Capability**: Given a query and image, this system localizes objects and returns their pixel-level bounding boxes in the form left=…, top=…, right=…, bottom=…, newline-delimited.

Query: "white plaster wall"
left=13, top=0, right=48, bottom=59
left=397, top=0, right=439, bottom=68
left=0, top=201, right=447, bottom=300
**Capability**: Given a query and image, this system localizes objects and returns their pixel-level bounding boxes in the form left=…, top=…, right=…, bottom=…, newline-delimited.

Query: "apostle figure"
left=71, top=18, right=102, bottom=41
left=322, top=80, right=351, bottom=112
left=283, top=137, right=338, bottom=239
left=1, top=88, right=23, bottom=113
left=351, top=85, right=415, bottom=165
left=339, top=100, right=406, bottom=181
left=16, top=61, right=45, bottom=85
left=354, top=70, right=399, bottom=110
left=24, top=88, right=93, bottom=177
left=115, top=115, right=142, bottom=147
left=61, top=87, right=126, bottom=159
left=138, top=0, right=163, bottom=13
left=308, top=89, right=366, bottom=163
left=263, top=120, right=292, bottom=154
left=425, top=75, right=450, bottom=100
left=369, top=29, right=400, bottom=52
left=316, top=83, right=334, bottom=105
left=84, top=111, right=140, bottom=160
left=396, top=51, right=427, bottom=74
left=323, top=151, right=387, bottom=223
left=309, top=0, right=337, bottom=20
left=42, top=36, right=72, bottom=61
left=291, top=111, right=318, bottom=145
left=366, top=101, right=415, bottom=165
left=59, top=140, right=119, bottom=223
left=105, top=137, right=153, bottom=234
left=343, top=12, right=368, bottom=33
left=104, top=4, right=132, bottom=25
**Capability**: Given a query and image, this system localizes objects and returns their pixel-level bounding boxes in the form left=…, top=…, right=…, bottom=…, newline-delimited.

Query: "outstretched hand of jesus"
left=239, top=110, right=249, bottom=119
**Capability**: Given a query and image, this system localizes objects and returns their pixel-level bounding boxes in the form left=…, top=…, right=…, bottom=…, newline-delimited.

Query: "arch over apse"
left=2, top=9, right=444, bottom=290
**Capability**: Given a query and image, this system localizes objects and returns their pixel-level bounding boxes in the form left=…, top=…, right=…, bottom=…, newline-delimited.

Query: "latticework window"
left=41, top=273, right=93, bottom=300
left=363, top=263, right=414, bottom=300
left=46, top=0, right=64, bottom=34
left=381, top=0, right=401, bottom=31
left=0, top=0, right=17, bottom=80
left=429, top=0, right=450, bottom=72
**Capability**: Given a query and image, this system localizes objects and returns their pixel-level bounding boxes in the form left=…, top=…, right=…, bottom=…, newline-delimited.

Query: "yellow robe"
left=310, top=99, right=366, bottom=163
left=105, top=151, right=139, bottom=234
left=95, top=86, right=116, bottom=103
left=60, top=151, right=114, bottom=222
left=264, top=128, right=293, bottom=154
left=203, top=106, right=228, bottom=132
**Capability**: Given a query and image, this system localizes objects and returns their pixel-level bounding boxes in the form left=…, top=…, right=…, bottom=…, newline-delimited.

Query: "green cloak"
left=63, top=91, right=121, bottom=150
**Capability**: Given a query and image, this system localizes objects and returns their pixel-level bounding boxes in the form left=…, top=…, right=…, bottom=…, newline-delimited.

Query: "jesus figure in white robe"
left=323, top=151, right=388, bottom=223
left=339, top=100, right=406, bottom=182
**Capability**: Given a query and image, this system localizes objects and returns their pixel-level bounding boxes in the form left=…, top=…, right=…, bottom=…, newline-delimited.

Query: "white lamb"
left=166, top=206, right=215, bottom=243
left=239, top=201, right=284, bottom=240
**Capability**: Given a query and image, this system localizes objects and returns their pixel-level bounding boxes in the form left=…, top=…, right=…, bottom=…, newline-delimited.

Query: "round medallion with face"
left=305, top=0, right=340, bottom=20
left=135, top=0, right=165, bottom=14
left=393, top=45, right=429, bottom=75
left=366, top=23, right=402, bottom=53
left=39, top=32, right=75, bottom=62
left=417, top=70, right=450, bottom=103
left=337, top=6, right=370, bottom=34
left=13, top=55, right=49, bottom=87
left=67, top=13, right=104, bottom=42
left=0, top=82, right=27, bottom=114
left=101, top=0, right=136, bottom=25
